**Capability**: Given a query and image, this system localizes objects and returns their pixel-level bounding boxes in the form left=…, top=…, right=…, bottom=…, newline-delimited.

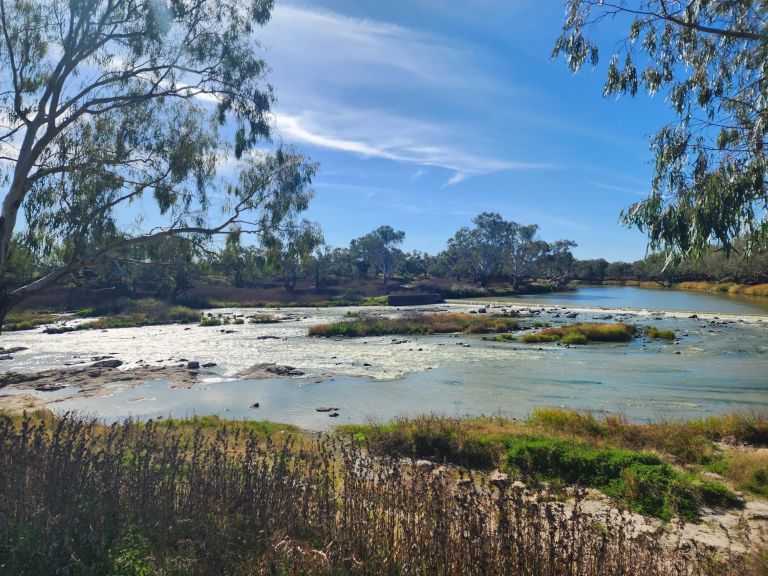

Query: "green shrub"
left=502, top=437, right=737, bottom=520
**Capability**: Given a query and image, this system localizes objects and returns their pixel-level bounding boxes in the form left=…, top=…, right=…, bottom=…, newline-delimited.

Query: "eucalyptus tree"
left=0, top=0, right=316, bottom=328
left=267, top=220, right=323, bottom=293
left=350, top=226, right=406, bottom=284
left=554, top=0, right=768, bottom=257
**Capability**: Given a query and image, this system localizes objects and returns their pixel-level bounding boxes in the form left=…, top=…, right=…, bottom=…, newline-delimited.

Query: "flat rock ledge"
left=0, top=363, right=210, bottom=396
left=0, top=361, right=311, bottom=412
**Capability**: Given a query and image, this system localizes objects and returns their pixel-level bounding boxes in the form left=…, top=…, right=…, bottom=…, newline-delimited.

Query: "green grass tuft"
left=522, top=322, right=636, bottom=344
left=645, top=326, right=676, bottom=340
left=308, top=312, right=519, bottom=337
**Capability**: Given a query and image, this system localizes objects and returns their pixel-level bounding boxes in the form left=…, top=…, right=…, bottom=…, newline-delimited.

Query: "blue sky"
left=256, top=0, right=675, bottom=262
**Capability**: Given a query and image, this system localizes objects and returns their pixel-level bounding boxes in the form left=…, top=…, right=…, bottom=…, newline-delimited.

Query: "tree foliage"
left=350, top=225, right=406, bottom=284
left=442, top=213, right=576, bottom=287
left=554, top=0, right=768, bottom=257
left=0, top=0, right=316, bottom=324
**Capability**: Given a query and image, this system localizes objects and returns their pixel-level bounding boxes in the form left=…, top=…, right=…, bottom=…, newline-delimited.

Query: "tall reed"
left=0, top=413, right=750, bottom=575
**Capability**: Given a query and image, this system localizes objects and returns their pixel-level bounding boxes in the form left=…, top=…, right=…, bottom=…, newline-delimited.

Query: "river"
left=1, top=286, right=766, bottom=429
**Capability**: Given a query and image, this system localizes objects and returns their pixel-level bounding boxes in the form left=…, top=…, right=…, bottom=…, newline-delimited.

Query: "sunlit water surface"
left=1, top=287, right=766, bottom=429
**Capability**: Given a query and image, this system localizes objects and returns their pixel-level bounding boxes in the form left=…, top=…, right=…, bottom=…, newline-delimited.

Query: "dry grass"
left=0, top=412, right=754, bottom=575
left=743, top=284, right=768, bottom=297
left=676, top=282, right=768, bottom=297
left=309, top=312, right=519, bottom=337
left=714, top=451, right=768, bottom=497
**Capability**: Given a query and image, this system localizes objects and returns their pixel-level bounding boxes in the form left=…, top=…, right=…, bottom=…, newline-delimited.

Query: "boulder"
left=44, top=326, right=74, bottom=334
left=236, top=363, right=304, bottom=379
left=186, top=361, right=200, bottom=370
left=0, top=347, right=27, bottom=354
left=90, top=359, right=123, bottom=369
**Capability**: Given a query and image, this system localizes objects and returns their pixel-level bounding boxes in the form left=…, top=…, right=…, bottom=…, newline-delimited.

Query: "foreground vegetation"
left=341, top=409, right=768, bottom=520
left=1, top=411, right=765, bottom=576
left=308, top=312, right=519, bottom=337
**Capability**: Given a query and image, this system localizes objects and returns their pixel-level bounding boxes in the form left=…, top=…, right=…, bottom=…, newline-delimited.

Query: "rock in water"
left=90, top=359, right=123, bottom=369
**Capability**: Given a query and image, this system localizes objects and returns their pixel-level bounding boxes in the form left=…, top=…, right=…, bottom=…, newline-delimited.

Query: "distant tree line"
left=5, top=212, right=767, bottom=301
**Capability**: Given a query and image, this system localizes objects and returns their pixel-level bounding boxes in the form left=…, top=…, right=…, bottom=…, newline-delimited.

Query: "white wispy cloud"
left=274, top=108, right=553, bottom=186
left=261, top=4, right=552, bottom=186
left=588, top=181, right=649, bottom=196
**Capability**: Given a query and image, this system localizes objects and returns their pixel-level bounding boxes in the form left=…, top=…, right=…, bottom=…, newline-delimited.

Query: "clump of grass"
left=729, top=453, right=768, bottom=497
left=249, top=314, right=282, bottom=324
left=3, top=309, right=60, bottom=331
left=76, top=299, right=201, bottom=330
left=361, top=296, right=387, bottom=305
left=483, top=333, right=518, bottom=342
left=308, top=312, right=519, bottom=337
left=200, top=316, right=222, bottom=327
left=522, top=322, right=636, bottom=344
left=645, top=326, right=676, bottom=340
left=685, top=411, right=768, bottom=446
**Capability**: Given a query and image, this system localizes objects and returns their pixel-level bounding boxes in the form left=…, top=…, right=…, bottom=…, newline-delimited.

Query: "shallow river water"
left=1, top=287, right=767, bottom=429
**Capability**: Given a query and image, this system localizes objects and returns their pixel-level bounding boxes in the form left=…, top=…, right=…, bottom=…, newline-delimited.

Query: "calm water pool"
left=473, top=285, right=768, bottom=315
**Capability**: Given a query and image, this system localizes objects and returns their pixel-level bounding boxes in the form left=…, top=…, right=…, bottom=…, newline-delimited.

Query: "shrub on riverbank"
left=308, top=312, right=520, bottom=337
left=522, top=322, right=636, bottom=344
left=0, top=412, right=748, bottom=576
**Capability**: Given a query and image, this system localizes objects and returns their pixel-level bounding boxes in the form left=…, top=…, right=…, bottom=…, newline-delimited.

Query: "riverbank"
left=0, top=410, right=765, bottom=575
